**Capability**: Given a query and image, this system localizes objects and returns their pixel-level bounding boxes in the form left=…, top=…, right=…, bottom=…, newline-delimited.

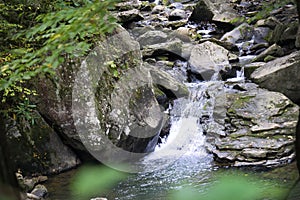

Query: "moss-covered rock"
left=5, top=112, right=79, bottom=175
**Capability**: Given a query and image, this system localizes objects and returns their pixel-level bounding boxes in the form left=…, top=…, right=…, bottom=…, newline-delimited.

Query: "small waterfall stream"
left=107, top=77, right=222, bottom=199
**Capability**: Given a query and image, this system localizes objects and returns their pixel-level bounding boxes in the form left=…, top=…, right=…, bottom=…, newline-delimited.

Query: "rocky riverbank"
left=2, top=0, right=300, bottom=198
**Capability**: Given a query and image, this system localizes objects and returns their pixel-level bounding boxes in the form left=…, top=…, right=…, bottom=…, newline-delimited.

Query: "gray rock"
left=115, top=1, right=142, bottom=11
left=137, top=31, right=168, bottom=48
left=251, top=51, right=300, bottom=104
left=220, top=23, right=254, bottom=45
left=243, top=62, right=265, bottom=78
left=30, top=184, right=48, bottom=198
left=253, top=27, right=270, bottom=44
left=166, top=19, right=188, bottom=29
left=296, top=26, right=300, bottom=48
left=203, top=82, right=299, bottom=167
left=142, top=38, right=184, bottom=59
left=256, top=16, right=281, bottom=29
left=252, top=44, right=284, bottom=62
left=34, top=26, right=165, bottom=164
left=152, top=5, right=166, bottom=14
left=5, top=112, right=80, bottom=175
left=145, top=63, right=189, bottom=98
left=168, top=9, right=187, bottom=21
left=72, top=26, right=164, bottom=158
left=189, top=0, right=239, bottom=24
left=117, top=9, right=144, bottom=23
left=188, top=41, right=231, bottom=80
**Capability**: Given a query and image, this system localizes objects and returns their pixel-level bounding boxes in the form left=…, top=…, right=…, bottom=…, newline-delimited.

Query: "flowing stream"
left=45, top=69, right=298, bottom=199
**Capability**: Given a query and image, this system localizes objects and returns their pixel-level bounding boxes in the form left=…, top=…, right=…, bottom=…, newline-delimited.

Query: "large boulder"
left=188, top=41, right=231, bottom=80
left=203, top=83, right=299, bottom=167
left=4, top=112, right=80, bottom=175
left=34, top=26, right=171, bottom=166
left=251, top=51, right=300, bottom=104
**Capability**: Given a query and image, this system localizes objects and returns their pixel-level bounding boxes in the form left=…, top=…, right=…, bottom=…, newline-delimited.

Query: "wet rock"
left=34, top=26, right=165, bottom=161
left=30, top=184, right=48, bottom=199
left=115, top=1, right=142, bottom=11
left=168, top=9, right=187, bottom=21
left=189, top=0, right=239, bottom=24
left=208, top=83, right=299, bottom=167
left=72, top=26, right=164, bottom=156
left=200, top=38, right=238, bottom=51
left=256, top=16, right=281, bottom=29
left=18, top=175, right=48, bottom=193
left=252, top=44, right=284, bottom=62
left=253, top=27, right=270, bottom=44
left=188, top=41, right=231, bottom=80
left=166, top=19, right=188, bottom=29
left=145, top=63, right=189, bottom=99
left=296, top=26, right=300, bottom=48
left=152, top=5, right=166, bottom=14
left=117, top=9, right=144, bottom=24
left=5, top=112, right=80, bottom=175
left=142, top=38, right=184, bottom=59
left=243, top=62, right=265, bottom=78
left=220, top=23, right=254, bottom=45
left=281, top=21, right=298, bottom=41
left=137, top=31, right=168, bottom=48
left=251, top=51, right=300, bottom=104
left=188, top=0, right=214, bottom=22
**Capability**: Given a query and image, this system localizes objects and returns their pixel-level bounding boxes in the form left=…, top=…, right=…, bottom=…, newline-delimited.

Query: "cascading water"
left=109, top=76, right=219, bottom=200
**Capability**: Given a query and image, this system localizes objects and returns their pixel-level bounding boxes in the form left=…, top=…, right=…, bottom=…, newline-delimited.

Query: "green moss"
left=264, top=55, right=276, bottom=62
left=231, top=95, right=255, bottom=109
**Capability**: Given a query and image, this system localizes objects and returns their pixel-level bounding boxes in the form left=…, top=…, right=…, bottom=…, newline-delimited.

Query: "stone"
left=166, top=19, right=188, bottom=29
left=152, top=5, right=165, bottom=14
left=30, top=184, right=48, bottom=198
left=34, top=26, right=166, bottom=164
left=203, top=82, right=299, bottom=167
left=281, top=21, right=298, bottom=41
left=90, top=198, right=108, bottom=200
left=256, top=16, right=281, bottom=29
left=189, top=0, right=239, bottom=24
left=251, top=51, right=300, bottom=104
left=117, top=9, right=144, bottom=24
left=142, top=38, right=184, bottom=59
left=5, top=112, right=80, bottom=175
left=168, top=9, right=187, bottom=21
left=220, top=23, right=254, bottom=45
left=72, top=26, right=164, bottom=158
left=243, top=62, right=265, bottom=78
left=253, top=27, right=270, bottom=44
left=115, top=1, right=142, bottom=11
left=252, top=44, right=284, bottom=62
left=188, top=41, right=231, bottom=80
left=188, top=0, right=214, bottom=22
left=137, top=31, right=168, bottom=48
left=145, top=63, right=189, bottom=98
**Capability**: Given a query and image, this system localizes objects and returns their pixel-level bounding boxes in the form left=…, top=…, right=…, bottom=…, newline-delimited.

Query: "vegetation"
left=0, top=0, right=118, bottom=122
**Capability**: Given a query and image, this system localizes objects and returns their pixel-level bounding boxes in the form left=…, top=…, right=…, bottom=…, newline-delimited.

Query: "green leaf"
left=70, top=165, right=127, bottom=199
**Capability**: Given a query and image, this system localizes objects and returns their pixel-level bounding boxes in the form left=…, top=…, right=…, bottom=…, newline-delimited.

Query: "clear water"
left=45, top=79, right=299, bottom=200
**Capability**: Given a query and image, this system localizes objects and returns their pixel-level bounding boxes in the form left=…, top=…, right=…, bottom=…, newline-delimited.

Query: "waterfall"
left=141, top=81, right=214, bottom=171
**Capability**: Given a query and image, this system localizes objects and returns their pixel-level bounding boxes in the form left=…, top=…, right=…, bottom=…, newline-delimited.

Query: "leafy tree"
left=0, top=1, right=118, bottom=199
left=0, top=0, right=118, bottom=121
